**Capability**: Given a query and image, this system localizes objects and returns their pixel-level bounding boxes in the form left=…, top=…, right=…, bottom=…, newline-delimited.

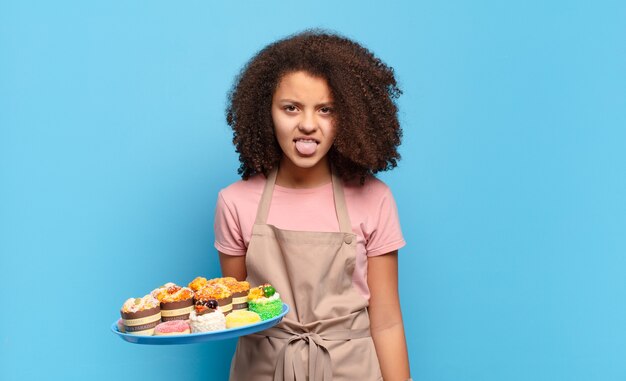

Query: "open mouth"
left=294, top=138, right=319, bottom=156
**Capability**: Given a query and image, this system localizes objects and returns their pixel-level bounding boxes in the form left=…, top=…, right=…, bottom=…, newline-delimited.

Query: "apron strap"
left=257, top=326, right=371, bottom=381
left=254, top=168, right=278, bottom=225
left=331, top=171, right=353, bottom=234
left=254, top=167, right=354, bottom=235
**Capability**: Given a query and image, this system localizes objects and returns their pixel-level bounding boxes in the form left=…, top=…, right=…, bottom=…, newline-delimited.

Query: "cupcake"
left=189, top=299, right=226, bottom=333
left=116, top=318, right=125, bottom=333
left=226, top=310, right=261, bottom=329
left=188, top=276, right=208, bottom=292
left=154, top=320, right=191, bottom=336
left=248, top=283, right=283, bottom=321
left=195, top=283, right=233, bottom=315
left=151, top=282, right=176, bottom=297
left=120, top=295, right=161, bottom=335
left=209, top=277, right=250, bottom=312
left=207, top=276, right=238, bottom=286
left=152, top=283, right=194, bottom=322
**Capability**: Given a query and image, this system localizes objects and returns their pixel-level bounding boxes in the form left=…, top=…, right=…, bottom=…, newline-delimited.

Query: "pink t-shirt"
left=214, top=174, right=406, bottom=300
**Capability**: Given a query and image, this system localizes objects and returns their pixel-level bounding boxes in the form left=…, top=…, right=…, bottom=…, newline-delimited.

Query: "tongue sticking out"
left=295, top=140, right=317, bottom=156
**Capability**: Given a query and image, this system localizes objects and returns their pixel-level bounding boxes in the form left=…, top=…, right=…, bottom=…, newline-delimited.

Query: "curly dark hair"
left=226, top=29, right=402, bottom=183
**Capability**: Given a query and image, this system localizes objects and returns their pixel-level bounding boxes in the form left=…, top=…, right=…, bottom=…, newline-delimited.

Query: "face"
left=271, top=71, right=336, bottom=178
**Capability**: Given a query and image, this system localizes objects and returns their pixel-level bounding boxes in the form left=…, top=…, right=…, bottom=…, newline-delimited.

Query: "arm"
left=218, top=251, right=247, bottom=281
left=367, top=250, right=411, bottom=381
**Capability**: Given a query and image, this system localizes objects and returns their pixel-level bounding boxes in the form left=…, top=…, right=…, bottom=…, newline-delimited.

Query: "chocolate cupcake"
left=120, top=295, right=161, bottom=335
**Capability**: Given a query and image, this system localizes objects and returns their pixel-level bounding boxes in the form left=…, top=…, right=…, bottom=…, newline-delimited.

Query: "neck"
left=275, top=157, right=332, bottom=189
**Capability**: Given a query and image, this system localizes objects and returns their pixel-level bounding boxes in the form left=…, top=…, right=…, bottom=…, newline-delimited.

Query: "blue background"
left=1, top=0, right=625, bottom=380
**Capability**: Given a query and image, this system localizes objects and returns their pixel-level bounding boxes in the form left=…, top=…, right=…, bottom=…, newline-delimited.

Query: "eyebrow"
left=277, top=99, right=334, bottom=107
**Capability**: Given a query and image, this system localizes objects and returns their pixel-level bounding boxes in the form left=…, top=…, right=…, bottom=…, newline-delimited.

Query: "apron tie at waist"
left=258, top=326, right=371, bottom=381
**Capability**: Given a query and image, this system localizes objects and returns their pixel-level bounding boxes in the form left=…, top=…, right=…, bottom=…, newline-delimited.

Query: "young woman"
left=215, top=30, right=411, bottom=381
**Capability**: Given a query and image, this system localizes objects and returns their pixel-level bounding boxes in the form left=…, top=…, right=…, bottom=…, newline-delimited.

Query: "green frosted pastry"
left=248, top=298, right=282, bottom=320
left=247, top=283, right=283, bottom=320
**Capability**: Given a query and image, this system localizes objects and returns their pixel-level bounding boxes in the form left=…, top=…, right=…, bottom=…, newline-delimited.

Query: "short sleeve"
left=214, top=191, right=247, bottom=256
left=365, top=187, right=406, bottom=257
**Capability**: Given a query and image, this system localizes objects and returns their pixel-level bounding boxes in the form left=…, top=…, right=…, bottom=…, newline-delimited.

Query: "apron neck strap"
left=331, top=171, right=353, bottom=234
left=254, top=167, right=353, bottom=234
left=255, top=168, right=278, bottom=225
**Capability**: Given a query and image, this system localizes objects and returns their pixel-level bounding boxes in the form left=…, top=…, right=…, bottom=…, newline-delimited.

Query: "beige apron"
left=229, top=168, right=382, bottom=381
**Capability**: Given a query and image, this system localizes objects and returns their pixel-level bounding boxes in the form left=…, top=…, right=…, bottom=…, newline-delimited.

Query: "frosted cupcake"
left=116, top=318, right=125, bottom=333
left=154, top=320, right=191, bottom=336
left=120, top=295, right=161, bottom=335
left=188, top=276, right=208, bottom=293
left=189, top=299, right=226, bottom=333
left=209, top=277, right=250, bottom=312
left=226, top=310, right=261, bottom=329
left=152, top=283, right=194, bottom=322
left=151, top=282, right=176, bottom=297
left=248, top=283, right=283, bottom=321
left=195, top=283, right=232, bottom=315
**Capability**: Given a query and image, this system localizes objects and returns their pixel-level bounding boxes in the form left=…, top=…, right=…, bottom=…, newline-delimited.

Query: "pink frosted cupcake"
left=154, top=320, right=191, bottom=336
left=116, top=318, right=125, bottom=333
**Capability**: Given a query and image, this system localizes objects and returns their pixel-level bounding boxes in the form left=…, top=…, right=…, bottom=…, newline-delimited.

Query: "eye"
left=283, top=105, right=298, bottom=112
left=319, top=106, right=333, bottom=114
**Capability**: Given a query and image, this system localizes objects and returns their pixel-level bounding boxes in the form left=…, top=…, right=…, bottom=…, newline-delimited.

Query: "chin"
left=292, top=160, right=320, bottom=169
left=284, top=155, right=326, bottom=170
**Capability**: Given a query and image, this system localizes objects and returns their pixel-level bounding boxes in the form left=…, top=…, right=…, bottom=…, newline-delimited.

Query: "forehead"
left=273, top=71, right=333, bottom=102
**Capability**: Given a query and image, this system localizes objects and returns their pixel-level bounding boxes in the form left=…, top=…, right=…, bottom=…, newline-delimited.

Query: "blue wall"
left=1, top=1, right=625, bottom=380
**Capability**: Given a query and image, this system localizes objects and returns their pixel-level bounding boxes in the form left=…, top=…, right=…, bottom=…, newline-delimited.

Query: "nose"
left=298, top=111, right=317, bottom=134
